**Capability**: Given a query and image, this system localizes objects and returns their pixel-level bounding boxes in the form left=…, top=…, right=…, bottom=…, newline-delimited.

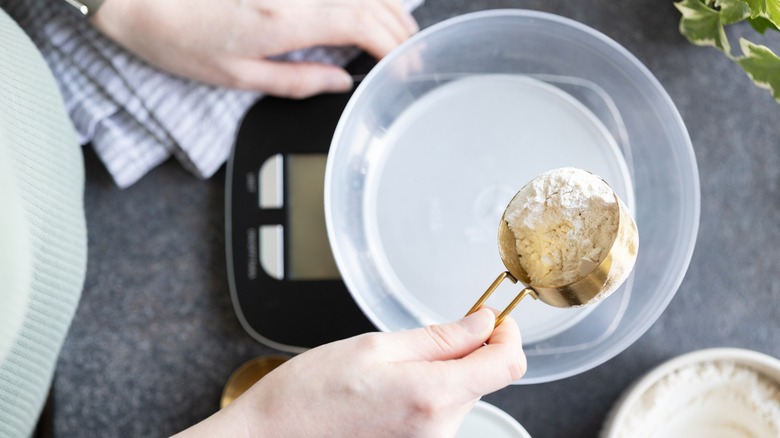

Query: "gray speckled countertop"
left=53, top=0, right=780, bottom=436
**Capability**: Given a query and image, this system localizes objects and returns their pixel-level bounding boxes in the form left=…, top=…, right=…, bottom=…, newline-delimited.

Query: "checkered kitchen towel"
left=1, top=0, right=423, bottom=188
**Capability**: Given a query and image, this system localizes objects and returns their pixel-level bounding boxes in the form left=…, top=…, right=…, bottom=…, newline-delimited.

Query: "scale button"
left=260, top=224, right=284, bottom=280
left=259, top=154, right=283, bottom=209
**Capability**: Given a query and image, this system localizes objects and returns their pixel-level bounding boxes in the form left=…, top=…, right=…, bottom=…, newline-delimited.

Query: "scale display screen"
left=258, top=153, right=340, bottom=281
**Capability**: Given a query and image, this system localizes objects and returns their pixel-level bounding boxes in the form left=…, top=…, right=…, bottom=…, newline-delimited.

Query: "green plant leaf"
left=744, top=0, right=780, bottom=27
left=675, top=0, right=732, bottom=53
left=736, top=38, right=780, bottom=101
left=716, top=0, right=751, bottom=24
left=748, top=15, right=780, bottom=32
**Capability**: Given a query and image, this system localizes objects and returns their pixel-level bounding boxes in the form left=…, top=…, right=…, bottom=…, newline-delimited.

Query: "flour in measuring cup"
left=503, top=167, right=618, bottom=287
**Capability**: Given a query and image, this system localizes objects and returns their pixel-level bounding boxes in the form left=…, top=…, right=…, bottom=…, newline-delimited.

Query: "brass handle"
left=466, top=271, right=538, bottom=327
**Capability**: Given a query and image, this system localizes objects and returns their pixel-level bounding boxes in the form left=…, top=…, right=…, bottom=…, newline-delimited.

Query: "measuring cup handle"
left=495, top=287, right=537, bottom=326
left=466, top=271, right=538, bottom=327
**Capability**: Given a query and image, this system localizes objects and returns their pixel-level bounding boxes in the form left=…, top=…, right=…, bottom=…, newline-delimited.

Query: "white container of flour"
left=601, top=348, right=780, bottom=438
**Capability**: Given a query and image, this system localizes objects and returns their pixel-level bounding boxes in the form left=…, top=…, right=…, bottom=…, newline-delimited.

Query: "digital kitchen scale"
left=226, top=55, right=377, bottom=352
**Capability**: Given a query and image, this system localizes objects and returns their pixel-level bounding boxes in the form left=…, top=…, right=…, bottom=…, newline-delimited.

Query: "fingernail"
left=326, top=72, right=353, bottom=92
left=405, top=13, right=419, bottom=34
left=459, top=309, right=494, bottom=335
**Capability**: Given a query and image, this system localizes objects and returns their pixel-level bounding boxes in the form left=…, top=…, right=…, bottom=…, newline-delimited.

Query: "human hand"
left=175, top=308, right=525, bottom=437
left=91, top=0, right=418, bottom=98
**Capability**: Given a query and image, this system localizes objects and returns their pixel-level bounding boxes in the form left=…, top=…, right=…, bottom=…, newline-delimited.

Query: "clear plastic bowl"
left=325, top=9, right=700, bottom=383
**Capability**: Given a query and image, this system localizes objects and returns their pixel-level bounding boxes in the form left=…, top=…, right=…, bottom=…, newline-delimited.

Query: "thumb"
left=383, top=309, right=496, bottom=362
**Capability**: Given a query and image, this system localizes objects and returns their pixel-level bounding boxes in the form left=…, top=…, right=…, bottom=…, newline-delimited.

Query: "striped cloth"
left=1, top=0, right=423, bottom=188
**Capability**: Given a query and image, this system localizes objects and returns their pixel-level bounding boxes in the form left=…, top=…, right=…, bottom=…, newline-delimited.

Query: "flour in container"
left=613, top=361, right=780, bottom=438
left=503, top=167, right=619, bottom=287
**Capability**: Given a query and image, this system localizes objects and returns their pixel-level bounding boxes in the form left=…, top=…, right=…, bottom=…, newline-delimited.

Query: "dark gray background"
left=53, top=0, right=780, bottom=436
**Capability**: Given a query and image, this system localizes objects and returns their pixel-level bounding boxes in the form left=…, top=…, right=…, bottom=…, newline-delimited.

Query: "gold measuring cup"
left=220, top=355, right=290, bottom=409
left=466, top=173, right=639, bottom=326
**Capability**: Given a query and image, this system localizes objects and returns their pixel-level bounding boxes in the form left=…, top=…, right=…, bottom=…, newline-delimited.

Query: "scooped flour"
left=503, top=167, right=619, bottom=287
left=613, top=361, right=780, bottom=438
